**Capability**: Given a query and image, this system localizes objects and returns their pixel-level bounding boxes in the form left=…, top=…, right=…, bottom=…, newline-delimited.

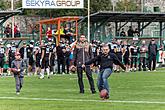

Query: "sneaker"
left=50, top=72, right=53, bottom=75
left=92, top=91, right=96, bottom=94
left=48, top=76, right=50, bottom=79
left=39, top=76, right=44, bottom=79
left=79, top=91, right=84, bottom=94
left=16, top=92, right=20, bottom=95
left=153, top=70, right=156, bottom=71
left=62, top=72, right=65, bottom=75
left=130, top=68, right=132, bottom=72
left=148, top=70, right=150, bottom=72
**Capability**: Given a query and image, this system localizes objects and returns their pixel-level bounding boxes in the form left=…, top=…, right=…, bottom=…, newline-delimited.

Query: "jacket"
left=85, top=52, right=126, bottom=71
left=73, top=41, right=93, bottom=67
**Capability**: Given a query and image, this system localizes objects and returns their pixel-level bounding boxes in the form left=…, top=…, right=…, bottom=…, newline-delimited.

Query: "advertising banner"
left=23, top=0, right=84, bottom=9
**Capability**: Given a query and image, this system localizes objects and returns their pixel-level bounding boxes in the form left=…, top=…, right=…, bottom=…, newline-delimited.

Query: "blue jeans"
left=97, top=68, right=112, bottom=95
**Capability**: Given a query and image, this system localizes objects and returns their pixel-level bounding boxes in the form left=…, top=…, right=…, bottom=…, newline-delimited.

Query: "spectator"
left=61, top=46, right=70, bottom=74
left=0, top=42, right=5, bottom=75
left=14, top=24, right=21, bottom=37
left=148, top=39, right=158, bottom=71
left=134, top=28, right=140, bottom=37
left=130, top=42, right=140, bottom=72
left=46, top=27, right=53, bottom=42
left=56, top=41, right=63, bottom=74
left=120, top=28, right=126, bottom=37
left=4, top=24, right=11, bottom=38
left=139, top=40, right=148, bottom=71
left=127, top=26, right=134, bottom=37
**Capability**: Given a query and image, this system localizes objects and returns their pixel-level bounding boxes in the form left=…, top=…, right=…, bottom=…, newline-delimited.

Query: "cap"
left=15, top=52, right=21, bottom=56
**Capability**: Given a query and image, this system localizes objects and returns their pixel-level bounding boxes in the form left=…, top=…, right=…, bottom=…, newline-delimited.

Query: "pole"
left=39, top=24, right=42, bottom=43
left=112, top=0, right=115, bottom=11
left=87, top=0, right=90, bottom=42
left=141, top=0, right=144, bottom=12
left=11, top=0, right=14, bottom=38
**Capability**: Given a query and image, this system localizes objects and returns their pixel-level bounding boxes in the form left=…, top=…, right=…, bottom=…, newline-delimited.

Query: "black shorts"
left=29, top=57, right=34, bottom=66
left=36, top=60, right=41, bottom=67
left=124, top=57, right=130, bottom=65
left=0, top=58, right=4, bottom=68
left=116, top=55, right=122, bottom=62
left=41, top=57, right=49, bottom=69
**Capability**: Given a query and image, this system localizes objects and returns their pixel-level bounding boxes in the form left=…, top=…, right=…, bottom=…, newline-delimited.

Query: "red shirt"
left=46, top=30, right=52, bottom=39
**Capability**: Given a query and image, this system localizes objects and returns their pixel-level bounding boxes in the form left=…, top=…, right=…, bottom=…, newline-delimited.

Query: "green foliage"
left=90, top=0, right=113, bottom=13
left=0, top=1, right=11, bottom=10
left=115, top=0, right=137, bottom=12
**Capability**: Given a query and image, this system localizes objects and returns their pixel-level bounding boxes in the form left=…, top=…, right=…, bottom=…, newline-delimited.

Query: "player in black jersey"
left=40, top=43, right=52, bottom=79
left=49, top=43, right=56, bottom=75
left=9, top=42, right=17, bottom=68
left=27, top=40, right=34, bottom=75
left=130, top=42, right=140, bottom=72
left=0, top=42, right=5, bottom=75
left=34, top=42, right=42, bottom=76
left=114, top=40, right=123, bottom=72
left=122, top=41, right=130, bottom=72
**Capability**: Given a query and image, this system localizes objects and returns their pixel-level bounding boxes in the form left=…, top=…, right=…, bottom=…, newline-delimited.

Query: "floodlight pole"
left=141, top=0, right=144, bottom=12
left=11, top=0, right=14, bottom=38
left=87, top=0, right=90, bottom=42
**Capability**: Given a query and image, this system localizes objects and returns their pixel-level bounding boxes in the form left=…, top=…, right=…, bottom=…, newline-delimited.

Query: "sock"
left=46, top=68, right=50, bottom=77
left=40, top=69, right=45, bottom=78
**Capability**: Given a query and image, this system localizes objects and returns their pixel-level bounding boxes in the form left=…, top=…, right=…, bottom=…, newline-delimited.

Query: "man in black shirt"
left=40, top=43, right=52, bottom=79
left=127, top=26, right=134, bottom=37
left=130, top=42, right=139, bottom=72
left=83, top=44, right=126, bottom=99
left=0, top=42, right=5, bottom=75
left=148, top=39, right=158, bottom=71
left=56, top=42, right=63, bottom=74
left=120, top=28, right=126, bottom=37
left=19, top=42, right=28, bottom=74
left=122, top=41, right=130, bottom=72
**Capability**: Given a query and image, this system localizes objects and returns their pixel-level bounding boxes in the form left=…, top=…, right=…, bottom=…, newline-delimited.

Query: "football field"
left=0, top=70, right=165, bottom=110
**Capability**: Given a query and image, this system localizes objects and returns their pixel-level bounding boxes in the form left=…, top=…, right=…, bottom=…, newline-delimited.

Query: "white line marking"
left=0, top=97, right=165, bottom=104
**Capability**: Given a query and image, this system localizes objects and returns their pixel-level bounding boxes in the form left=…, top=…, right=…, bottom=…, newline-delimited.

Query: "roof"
left=38, top=16, right=80, bottom=24
left=87, top=11, right=165, bottom=22
left=0, top=10, right=22, bottom=20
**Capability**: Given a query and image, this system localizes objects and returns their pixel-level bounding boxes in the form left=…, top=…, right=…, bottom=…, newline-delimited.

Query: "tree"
left=115, top=0, right=137, bottom=12
left=0, top=0, right=11, bottom=10
left=90, top=0, right=113, bottom=13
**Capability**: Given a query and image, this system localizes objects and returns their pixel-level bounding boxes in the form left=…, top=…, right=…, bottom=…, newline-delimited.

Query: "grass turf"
left=0, top=70, right=165, bottom=110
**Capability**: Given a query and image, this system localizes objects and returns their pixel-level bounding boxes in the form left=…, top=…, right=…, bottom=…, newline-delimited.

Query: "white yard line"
left=0, top=96, right=165, bottom=104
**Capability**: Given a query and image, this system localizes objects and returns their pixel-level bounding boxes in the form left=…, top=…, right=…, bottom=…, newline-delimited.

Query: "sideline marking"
left=0, top=97, right=165, bottom=104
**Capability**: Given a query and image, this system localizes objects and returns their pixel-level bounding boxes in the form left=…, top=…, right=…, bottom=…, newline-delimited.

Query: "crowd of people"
left=0, top=36, right=161, bottom=76
left=119, top=26, right=140, bottom=37
left=4, top=24, right=21, bottom=38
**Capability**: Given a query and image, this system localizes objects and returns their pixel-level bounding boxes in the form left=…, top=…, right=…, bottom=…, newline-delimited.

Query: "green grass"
left=0, top=70, right=165, bottom=110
